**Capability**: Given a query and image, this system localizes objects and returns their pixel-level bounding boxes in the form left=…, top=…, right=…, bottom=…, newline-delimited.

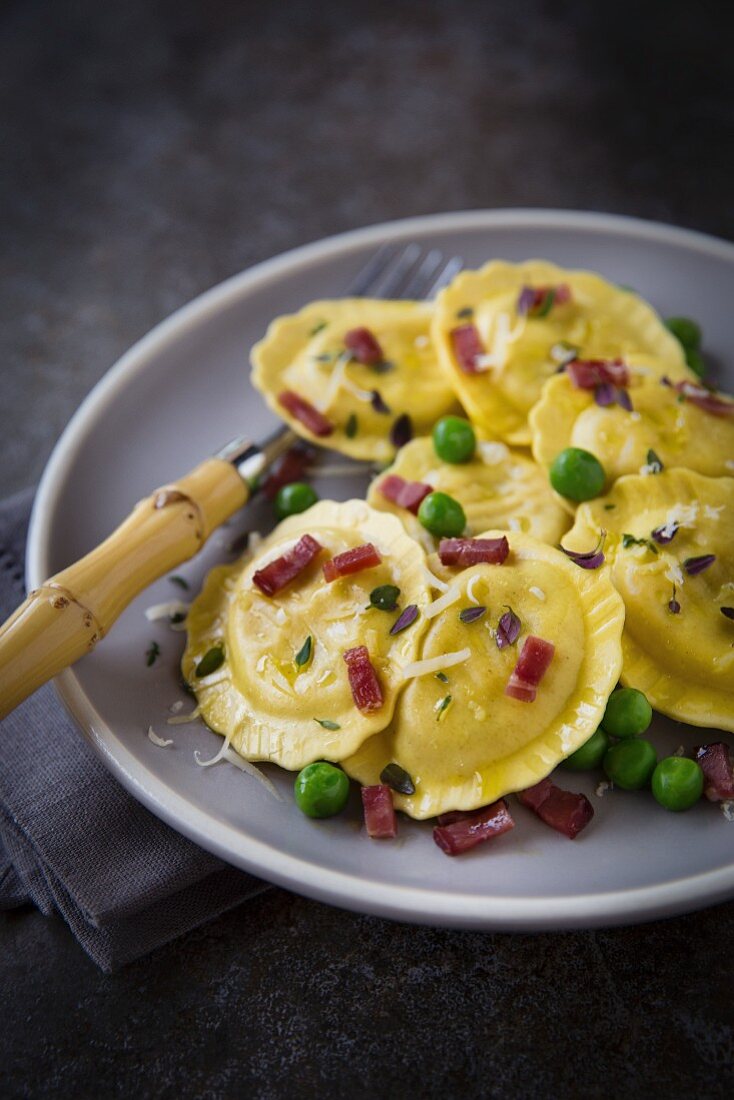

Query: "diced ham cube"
left=436, top=810, right=471, bottom=826
left=694, top=743, right=734, bottom=801
left=433, top=799, right=515, bottom=856
left=517, top=780, right=594, bottom=839
left=278, top=390, right=334, bottom=437
left=438, top=536, right=510, bottom=568
left=673, top=381, right=734, bottom=417
left=261, top=444, right=315, bottom=500
left=505, top=636, right=555, bottom=703
left=566, top=358, right=630, bottom=389
left=252, top=534, right=323, bottom=596
left=362, top=785, right=397, bottom=838
left=450, top=323, right=485, bottom=374
left=323, top=543, right=382, bottom=582
left=343, top=646, right=383, bottom=713
left=344, top=326, right=384, bottom=365
left=379, top=474, right=433, bottom=515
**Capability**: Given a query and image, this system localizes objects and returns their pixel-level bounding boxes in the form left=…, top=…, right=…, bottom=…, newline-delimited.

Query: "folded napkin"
left=0, top=488, right=268, bottom=971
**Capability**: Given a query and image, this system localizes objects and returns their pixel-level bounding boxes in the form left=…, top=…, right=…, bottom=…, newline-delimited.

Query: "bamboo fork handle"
left=0, top=457, right=248, bottom=720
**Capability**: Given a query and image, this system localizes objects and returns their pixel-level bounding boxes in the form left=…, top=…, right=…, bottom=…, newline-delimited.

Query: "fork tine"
left=373, top=242, right=423, bottom=299
left=346, top=243, right=401, bottom=296
left=347, top=242, right=463, bottom=301
left=399, top=248, right=445, bottom=300
left=424, top=254, right=464, bottom=299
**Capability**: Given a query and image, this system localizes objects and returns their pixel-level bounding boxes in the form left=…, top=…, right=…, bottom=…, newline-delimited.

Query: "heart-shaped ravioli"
left=531, top=373, right=734, bottom=485
left=343, top=532, right=624, bottom=818
left=183, top=500, right=435, bottom=770
left=251, top=299, right=459, bottom=461
left=367, top=435, right=570, bottom=551
left=567, top=469, right=734, bottom=731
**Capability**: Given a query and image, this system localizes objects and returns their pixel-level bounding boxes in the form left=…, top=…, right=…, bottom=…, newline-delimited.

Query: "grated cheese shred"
left=402, top=647, right=471, bottom=679
left=424, top=585, right=462, bottom=620
left=148, top=726, right=174, bottom=748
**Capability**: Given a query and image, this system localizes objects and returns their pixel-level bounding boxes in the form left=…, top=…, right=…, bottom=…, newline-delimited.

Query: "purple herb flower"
left=560, top=532, right=606, bottom=570
left=390, top=413, right=413, bottom=449
left=370, top=390, right=391, bottom=415
left=459, top=605, right=486, bottom=624
left=683, top=554, right=716, bottom=576
left=594, top=382, right=616, bottom=407
left=496, top=607, right=521, bottom=649
left=390, top=604, right=419, bottom=635
left=651, top=522, right=679, bottom=545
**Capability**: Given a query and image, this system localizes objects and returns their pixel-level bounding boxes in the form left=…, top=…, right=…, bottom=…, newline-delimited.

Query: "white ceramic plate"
left=28, top=210, right=734, bottom=930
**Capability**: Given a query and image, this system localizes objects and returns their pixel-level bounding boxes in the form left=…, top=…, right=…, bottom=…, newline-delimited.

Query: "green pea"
left=651, top=756, right=704, bottom=812
left=561, top=728, right=611, bottom=771
left=601, top=687, right=652, bottom=739
left=294, top=762, right=350, bottom=818
left=603, top=738, right=657, bottom=790
left=432, top=415, right=476, bottom=464
left=274, top=481, right=318, bottom=520
left=665, top=316, right=702, bottom=351
left=684, top=347, right=706, bottom=379
left=549, top=447, right=606, bottom=502
left=418, top=491, right=466, bottom=538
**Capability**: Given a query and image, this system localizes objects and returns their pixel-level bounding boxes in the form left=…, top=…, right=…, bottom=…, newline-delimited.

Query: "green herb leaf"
left=145, top=641, right=161, bottom=667
left=380, top=762, right=416, bottom=795
left=346, top=412, right=358, bottom=439
left=535, top=288, right=556, bottom=318
left=295, top=635, right=313, bottom=668
left=456, top=306, right=474, bottom=319
left=309, top=321, right=328, bottom=336
left=435, top=694, right=452, bottom=720
left=312, top=353, right=333, bottom=363
left=603, top=503, right=616, bottom=511
left=195, top=645, right=225, bottom=677
left=646, top=449, right=663, bottom=473
left=622, top=533, right=658, bottom=554
left=169, top=575, right=189, bottom=591
left=314, top=718, right=341, bottom=731
left=435, top=671, right=449, bottom=684
left=369, top=584, right=401, bottom=611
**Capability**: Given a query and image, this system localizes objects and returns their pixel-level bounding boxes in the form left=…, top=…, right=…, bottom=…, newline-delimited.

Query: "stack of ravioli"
left=184, top=260, right=734, bottom=821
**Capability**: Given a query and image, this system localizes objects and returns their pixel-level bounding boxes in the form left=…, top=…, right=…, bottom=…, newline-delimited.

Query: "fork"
left=0, top=243, right=462, bottom=719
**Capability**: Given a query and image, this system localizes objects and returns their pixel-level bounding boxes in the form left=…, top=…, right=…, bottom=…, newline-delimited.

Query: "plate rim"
left=26, top=207, right=734, bottom=930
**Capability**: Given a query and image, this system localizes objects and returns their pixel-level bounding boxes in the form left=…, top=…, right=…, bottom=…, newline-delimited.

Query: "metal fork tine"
left=347, top=241, right=464, bottom=301
left=399, top=248, right=445, bottom=300
left=424, top=254, right=464, bottom=299
left=373, top=242, right=423, bottom=299
left=346, top=243, right=401, bottom=296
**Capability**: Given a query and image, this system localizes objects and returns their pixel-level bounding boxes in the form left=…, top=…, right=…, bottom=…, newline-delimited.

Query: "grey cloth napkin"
left=0, top=488, right=269, bottom=971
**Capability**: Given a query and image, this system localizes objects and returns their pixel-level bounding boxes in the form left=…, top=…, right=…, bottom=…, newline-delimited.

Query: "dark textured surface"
left=2, top=1, right=734, bottom=1096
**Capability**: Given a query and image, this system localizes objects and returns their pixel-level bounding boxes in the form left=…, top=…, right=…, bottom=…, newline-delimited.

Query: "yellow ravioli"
left=251, top=299, right=459, bottom=462
left=531, top=373, right=734, bottom=483
left=367, top=435, right=570, bottom=551
left=431, top=260, right=693, bottom=446
left=183, top=500, right=434, bottom=770
left=343, top=532, right=624, bottom=818
left=567, top=470, right=734, bottom=732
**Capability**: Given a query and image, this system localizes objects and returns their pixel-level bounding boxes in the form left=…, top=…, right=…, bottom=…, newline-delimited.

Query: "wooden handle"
left=0, top=457, right=248, bottom=719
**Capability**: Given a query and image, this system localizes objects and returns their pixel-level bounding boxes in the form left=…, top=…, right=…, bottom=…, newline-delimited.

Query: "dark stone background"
left=2, top=0, right=733, bottom=1096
